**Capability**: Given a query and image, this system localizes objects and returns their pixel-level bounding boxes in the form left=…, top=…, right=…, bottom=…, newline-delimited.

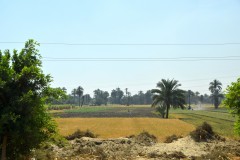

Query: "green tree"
left=200, top=95, right=204, bottom=106
left=209, top=79, right=223, bottom=109
left=186, top=90, right=195, bottom=108
left=110, top=88, right=124, bottom=104
left=71, top=88, right=77, bottom=105
left=103, top=91, right=109, bottom=105
left=144, top=90, right=153, bottom=104
left=83, top=94, right=91, bottom=105
left=151, top=79, right=185, bottom=119
left=223, top=78, right=240, bottom=135
left=47, top=87, right=67, bottom=104
left=76, top=86, right=84, bottom=107
left=138, top=91, right=145, bottom=104
left=0, top=40, right=65, bottom=159
left=93, top=89, right=109, bottom=105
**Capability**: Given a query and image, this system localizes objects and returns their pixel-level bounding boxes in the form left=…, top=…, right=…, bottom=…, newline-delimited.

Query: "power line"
left=42, top=56, right=240, bottom=61
left=65, top=75, right=238, bottom=89
left=1, top=42, right=240, bottom=46
left=43, top=56, right=240, bottom=59
left=43, top=59, right=240, bottom=62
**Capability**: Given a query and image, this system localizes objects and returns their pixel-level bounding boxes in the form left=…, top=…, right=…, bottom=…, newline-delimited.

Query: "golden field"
left=55, top=118, right=195, bottom=142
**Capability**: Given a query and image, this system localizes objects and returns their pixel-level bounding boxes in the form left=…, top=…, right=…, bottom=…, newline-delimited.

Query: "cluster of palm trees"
left=151, top=79, right=223, bottom=119
left=72, top=86, right=84, bottom=107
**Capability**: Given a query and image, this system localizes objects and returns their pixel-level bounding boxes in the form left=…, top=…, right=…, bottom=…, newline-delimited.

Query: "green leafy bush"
left=224, top=78, right=240, bottom=135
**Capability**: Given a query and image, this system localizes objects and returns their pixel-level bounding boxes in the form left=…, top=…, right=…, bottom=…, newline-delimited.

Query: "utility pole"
left=125, top=88, right=129, bottom=106
left=188, top=90, right=191, bottom=109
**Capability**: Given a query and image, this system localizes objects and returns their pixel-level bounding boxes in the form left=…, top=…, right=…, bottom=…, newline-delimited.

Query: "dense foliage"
left=0, top=40, right=65, bottom=159
left=224, top=78, right=240, bottom=135
left=93, top=89, right=109, bottom=105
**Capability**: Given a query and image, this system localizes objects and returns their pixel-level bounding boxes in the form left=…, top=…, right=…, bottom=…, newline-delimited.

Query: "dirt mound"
left=74, top=137, right=143, bottom=159
left=32, top=135, right=240, bottom=159
left=164, top=134, right=183, bottom=143
left=190, top=122, right=225, bottom=142
left=128, top=131, right=157, bottom=146
left=65, top=129, right=97, bottom=140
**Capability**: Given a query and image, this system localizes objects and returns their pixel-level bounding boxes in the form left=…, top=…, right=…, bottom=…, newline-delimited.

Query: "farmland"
left=55, top=118, right=195, bottom=142
left=170, top=108, right=237, bottom=138
left=52, top=105, right=158, bottom=118
left=53, top=104, right=238, bottom=140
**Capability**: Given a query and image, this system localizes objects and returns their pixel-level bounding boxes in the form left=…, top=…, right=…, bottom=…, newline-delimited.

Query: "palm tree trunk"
left=214, top=97, right=218, bottom=109
left=81, top=96, right=84, bottom=107
left=73, top=95, right=76, bottom=106
left=166, top=104, right=170, bottom=119
left=79, top=95, right=80, bottom=107
left=1, top=134, right=7, bottom=160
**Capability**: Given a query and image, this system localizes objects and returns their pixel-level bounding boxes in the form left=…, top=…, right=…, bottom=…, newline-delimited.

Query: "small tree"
left=0, top=40, right=65, bottom=159
left=224, top=78, right=240, bottom=135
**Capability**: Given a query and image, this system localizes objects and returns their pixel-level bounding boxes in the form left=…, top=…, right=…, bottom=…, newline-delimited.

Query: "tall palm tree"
left=209, top=79, right=222, bottom=93
left=76, top=86, right=84, bottom=107
left=71, top=88, right=77, bottom=105
left=209, top=79, right=223, bottom=109
left=187, top=90, right=195, bottom=109
left=151, top=79, right=185, bottom=119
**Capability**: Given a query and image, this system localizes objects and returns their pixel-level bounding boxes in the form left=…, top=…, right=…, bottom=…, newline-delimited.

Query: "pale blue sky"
left=1, top=0, right=240, bottom=96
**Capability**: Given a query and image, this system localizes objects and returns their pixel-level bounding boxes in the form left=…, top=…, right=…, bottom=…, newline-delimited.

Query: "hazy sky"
left=1, top=0, right=240, bottom=96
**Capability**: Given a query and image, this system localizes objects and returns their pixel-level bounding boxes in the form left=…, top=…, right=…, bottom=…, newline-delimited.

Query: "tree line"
left=52, top=84, right=222, bottom=107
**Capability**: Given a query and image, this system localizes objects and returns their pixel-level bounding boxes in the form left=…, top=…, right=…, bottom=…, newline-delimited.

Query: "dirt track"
left=53, top=107, right=160, bottom=118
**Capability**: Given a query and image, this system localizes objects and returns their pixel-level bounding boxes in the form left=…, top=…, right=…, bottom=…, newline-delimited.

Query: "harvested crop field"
left=55, top=118, right=195, bottom=141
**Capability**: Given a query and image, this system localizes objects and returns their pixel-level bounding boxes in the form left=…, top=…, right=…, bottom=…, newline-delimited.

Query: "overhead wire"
left=1, top=42, right=240, bottom=46
left=42, top=56, right=240, bottom=62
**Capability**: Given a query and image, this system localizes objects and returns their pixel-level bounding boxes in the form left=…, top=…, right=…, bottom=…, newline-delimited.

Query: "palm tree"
left=76, top=86, right=84, bottom=107
left=151, top=79, right=185, bottom=119
left=187, top=90, right=195, bottom=109
left=209, top=79, right=222, bottom=93
left=71, top=88, right=77, bottom=105
left=209, top=79, right=223, bottom=109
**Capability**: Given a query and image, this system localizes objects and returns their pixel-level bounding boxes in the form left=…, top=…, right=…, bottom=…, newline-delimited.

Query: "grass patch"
left=170, top=108, right=237, bottom=139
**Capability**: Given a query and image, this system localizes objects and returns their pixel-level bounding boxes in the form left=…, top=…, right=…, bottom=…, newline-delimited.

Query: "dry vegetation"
left=55, top=118, right=195, bottom=141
